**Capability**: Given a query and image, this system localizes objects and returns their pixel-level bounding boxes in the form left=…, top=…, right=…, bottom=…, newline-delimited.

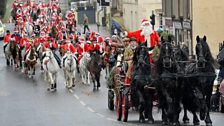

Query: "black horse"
left=156, top=36, right=181, bottom=125
left=131, top=43, right=154, bottom=123
left=182, top=36, right=216, bottom=126
left=87, top=52, right=102, bottom=91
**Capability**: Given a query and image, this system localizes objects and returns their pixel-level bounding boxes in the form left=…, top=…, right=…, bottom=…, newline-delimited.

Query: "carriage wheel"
left=221, top=104, right=224, bottom=113
left=122, top=93, right=129, bottom=122
left=108, top=89, right=114, bottom=110
left=116, top=91, right=123, bottom=121
left=219, top=96, right=224, bottom=113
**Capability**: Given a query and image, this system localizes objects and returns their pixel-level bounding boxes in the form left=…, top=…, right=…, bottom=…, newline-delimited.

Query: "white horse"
left=79, top=52, right=91, bottom=85
left=42, top=49, right=60, bottom=92
left=4, top=42, right=13, bottom=66
left=24, top=22, right=33, bottom=37
left=62, top=51, right=77, bottom=89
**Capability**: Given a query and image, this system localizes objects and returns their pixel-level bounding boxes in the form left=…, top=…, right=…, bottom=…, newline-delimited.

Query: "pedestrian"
left=83, top=14, right=90, bottom=34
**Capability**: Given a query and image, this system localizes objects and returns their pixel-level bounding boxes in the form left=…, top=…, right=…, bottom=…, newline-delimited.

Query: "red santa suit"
left=3, top=33, right=11, bottom=44
left=20, top=37, right=29, bottom=49
left=60, top=40, right=77, bottom=54
left=43, top=41, right=58, bottom=51
left=125, top=19, right=159, bottom=63
left=97, top=36, right=105, bottom=53
left=88, top=42, right=100, bottom=53
left=12, top=1, right=19, bottom=10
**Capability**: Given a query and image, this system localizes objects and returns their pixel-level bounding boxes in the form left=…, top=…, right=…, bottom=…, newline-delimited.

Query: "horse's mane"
left=202, top=41, right=215, bottom=64
left=200, top=38, right=218, bottom=68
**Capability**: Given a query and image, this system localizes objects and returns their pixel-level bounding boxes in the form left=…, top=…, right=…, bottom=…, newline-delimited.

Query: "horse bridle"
left=162, top=42, right=173, bottom=68
left=137, top=46, right=150, bottom=66
left=196, top=42, right=207, bottom=68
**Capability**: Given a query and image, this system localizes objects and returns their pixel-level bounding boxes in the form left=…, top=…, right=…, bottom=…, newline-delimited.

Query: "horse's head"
left=65, top=51, right=75, bottom=65
left=160, top=36, right=174, bottom=68
left=134, top=44, right=150, bottom=66
left=196, top=36, right=209, bottom=68
left=83, top=52, right=91, bottom=61
left=45, top=49, right=54, bottom=60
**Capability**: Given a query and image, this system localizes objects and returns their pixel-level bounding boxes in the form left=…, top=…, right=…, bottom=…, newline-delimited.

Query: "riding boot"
left=3, top=44, right=7, bottom=53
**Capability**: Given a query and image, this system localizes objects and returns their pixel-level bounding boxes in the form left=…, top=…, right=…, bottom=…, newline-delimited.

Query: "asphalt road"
left=0, top=23, right=224, bottom=126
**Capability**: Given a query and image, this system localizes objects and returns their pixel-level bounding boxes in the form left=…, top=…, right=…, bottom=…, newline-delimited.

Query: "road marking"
left=87, top=107, right=95, bottom=113
left=96, top=113, right=105, bottom=118
left=74, top=94, right=79, bottom=100
left=69, top=89, right=74, bottom=93
left=106, top=117, right=116, bottom=122
left=80, top=100, right=86, bottom=106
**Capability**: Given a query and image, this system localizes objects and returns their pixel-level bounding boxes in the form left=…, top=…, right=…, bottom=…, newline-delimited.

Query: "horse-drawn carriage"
left=107, top=44, right=158, bottom=123
left=107, top=35, right=217, bottom=126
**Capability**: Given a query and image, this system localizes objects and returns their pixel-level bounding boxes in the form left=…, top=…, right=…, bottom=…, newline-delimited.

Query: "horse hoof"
left=206, top=123, right=212, bottom=126
left=47, top=88, right=50, bottom=91
left=139, top=119, right=145, bottom=123
left=72, top=85, right=75, bottom=87
left=148, top=119, right=154, bottom=124
left=194, top=122, right=200, bottom=126
left=183, top=120, right=189, bottom=124
left=173, top=122, right=180, bottom=126
left=183, top=118, right=190, bottom=124
left=162, top=121, right=168, bottom=125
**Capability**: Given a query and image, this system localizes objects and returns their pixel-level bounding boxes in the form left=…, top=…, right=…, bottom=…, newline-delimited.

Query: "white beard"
left=140, top=26, right=151, bottom=37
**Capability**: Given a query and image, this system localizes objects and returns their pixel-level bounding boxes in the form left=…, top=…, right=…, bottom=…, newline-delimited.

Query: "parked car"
left=211, top=69, right=220, bottom=112
left=0, top=20, right=5, bottom=40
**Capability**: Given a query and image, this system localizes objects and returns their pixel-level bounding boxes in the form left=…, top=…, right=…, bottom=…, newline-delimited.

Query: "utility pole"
left=109, top=0, right=112, bottom=35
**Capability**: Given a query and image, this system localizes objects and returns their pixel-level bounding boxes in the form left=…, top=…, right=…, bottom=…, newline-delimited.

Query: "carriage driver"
left=124, top=37, right=136, bottom=85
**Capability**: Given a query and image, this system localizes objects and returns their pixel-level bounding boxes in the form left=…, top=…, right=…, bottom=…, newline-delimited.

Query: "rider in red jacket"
left=3, top=30, right=11, bottom=53
left=60, top=38, right=77, bottom=67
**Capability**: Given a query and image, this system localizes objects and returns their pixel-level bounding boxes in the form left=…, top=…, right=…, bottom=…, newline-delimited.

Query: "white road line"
left=106, top=117, right=116, bottom=122
left=87, top=107, right=95, bottom=113
left=80, top=101, right=86, bottom=106
left=96, top=113, right=105, bottom=118
left=73, top=94, right=79, bottom=100
left=69, top=89, right=74, bottom=93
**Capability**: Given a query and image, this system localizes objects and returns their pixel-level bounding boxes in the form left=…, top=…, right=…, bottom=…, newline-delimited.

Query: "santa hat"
left=141, top=19, right=150, bottom=26
left=97, top=36, right=103, bottom=43
left=104, top=36, right=110, bottom=41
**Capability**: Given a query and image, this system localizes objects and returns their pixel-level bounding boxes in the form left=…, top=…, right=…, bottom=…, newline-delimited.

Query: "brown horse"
left=24, top=45, right=38, bottom=78
left=9, top=40, right=20, bottom=69
left=87, top=52, right=102, bottom=91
